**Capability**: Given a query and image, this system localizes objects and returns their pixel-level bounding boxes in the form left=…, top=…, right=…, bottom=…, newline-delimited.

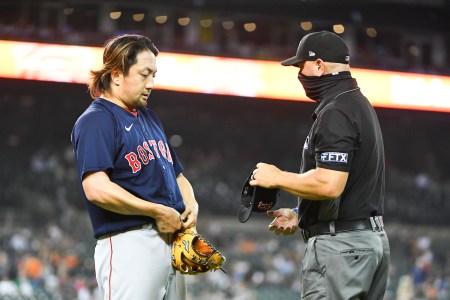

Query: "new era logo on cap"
left=309, top=51, right=316, bottom=57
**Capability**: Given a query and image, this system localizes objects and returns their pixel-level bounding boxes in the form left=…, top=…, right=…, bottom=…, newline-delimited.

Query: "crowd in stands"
left=1, top=5, right=450, bottom=297
left=0, top=7, right=449, bottom=76
left=1, top=78, right=450, bottom=299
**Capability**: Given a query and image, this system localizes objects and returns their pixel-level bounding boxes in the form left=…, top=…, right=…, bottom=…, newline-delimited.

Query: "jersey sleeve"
left=71, top=109, right=116, bottom=180
left=167, top=142, right=184, bottom=176
left=314, top=106, right=358, bottom=172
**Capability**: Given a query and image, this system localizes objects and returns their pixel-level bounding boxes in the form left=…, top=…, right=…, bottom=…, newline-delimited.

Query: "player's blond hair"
left=88, top=34, right=159, bottom=99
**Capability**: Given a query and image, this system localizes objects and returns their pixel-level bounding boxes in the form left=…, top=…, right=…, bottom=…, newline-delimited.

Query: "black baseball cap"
left=238, top=171, right=279, bottom=223
left=281, top=30, right=350, bottom=66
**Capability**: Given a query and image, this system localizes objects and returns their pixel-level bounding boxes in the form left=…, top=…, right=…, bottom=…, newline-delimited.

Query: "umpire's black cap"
left=281, top=30, right=350, bottom=66
left=238, top=170, right=279, bottom=223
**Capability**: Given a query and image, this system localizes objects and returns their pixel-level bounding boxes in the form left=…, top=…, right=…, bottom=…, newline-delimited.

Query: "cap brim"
left=237, top=205, right=253, bottom=223
left=280, top=56, right=302, bottom=66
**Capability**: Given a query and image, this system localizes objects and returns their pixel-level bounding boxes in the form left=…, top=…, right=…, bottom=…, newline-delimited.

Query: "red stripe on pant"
left=108, top=236, right=113, bottom=300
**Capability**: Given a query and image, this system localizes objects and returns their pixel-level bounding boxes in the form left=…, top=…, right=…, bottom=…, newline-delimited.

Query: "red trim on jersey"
left=123, top=107, right=138, bottom=117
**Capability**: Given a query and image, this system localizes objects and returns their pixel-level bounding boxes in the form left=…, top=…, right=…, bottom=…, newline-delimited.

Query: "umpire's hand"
left=267, top=208, right=299, bottom=236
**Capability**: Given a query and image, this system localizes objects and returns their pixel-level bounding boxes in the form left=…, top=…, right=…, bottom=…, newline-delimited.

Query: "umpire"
left=249, top=30, right=390, bottom=299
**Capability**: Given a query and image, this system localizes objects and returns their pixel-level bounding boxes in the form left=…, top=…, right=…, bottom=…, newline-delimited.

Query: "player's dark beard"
left=298, top=71, right=352, bottom=103
left=136, top=95, right=149, bottom=108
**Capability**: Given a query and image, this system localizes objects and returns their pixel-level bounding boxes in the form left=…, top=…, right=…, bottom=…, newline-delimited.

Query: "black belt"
left=98, top=223, right=151, bottom=240
left=301, top=216, right=384, bottom=243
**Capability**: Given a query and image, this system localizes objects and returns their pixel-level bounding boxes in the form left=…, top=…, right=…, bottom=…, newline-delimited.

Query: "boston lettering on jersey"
left=125, top=139, right=173, bottom=173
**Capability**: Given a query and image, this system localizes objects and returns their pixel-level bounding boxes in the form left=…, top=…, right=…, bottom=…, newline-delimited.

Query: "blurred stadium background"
left=1, top=0, right=450, bottom=299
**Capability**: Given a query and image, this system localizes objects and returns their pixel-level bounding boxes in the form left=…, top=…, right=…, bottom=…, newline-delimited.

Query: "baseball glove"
left=172, top=228, right=226, bottom=275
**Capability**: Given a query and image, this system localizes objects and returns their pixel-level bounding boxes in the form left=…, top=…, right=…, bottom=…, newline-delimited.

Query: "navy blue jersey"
left=71, top=98, right=185, bottom=238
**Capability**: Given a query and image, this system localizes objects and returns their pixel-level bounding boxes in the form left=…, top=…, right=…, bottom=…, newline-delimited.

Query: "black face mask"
left=298, top=71, right=352, bottom=103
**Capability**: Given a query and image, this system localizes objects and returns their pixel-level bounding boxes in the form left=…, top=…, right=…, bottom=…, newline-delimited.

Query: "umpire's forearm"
left=276, top=168, right=348, bottom=200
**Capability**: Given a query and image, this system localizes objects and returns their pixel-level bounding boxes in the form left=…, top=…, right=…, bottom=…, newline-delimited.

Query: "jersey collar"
left=312, top=77, right=359, bottom=120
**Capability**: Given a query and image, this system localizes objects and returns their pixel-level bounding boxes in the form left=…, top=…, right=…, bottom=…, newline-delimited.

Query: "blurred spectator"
left=1, top=74, right=450, bottom=299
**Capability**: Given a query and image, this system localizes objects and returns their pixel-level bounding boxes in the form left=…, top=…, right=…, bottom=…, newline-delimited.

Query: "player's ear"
left=111, top=69, right=121, bottom=86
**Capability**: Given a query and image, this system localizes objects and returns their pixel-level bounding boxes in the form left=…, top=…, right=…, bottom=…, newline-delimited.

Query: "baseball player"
left=250, top=31, right=390, bottom=299
left=71, top=34, right=198, bottom=300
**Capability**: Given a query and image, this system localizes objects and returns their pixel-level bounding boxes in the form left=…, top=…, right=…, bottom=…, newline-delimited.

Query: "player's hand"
left=249, top=162, right=282, bottom=189
left=154, top=205, right=182, bottom=234
left=267, top=208, right=299, bottom=236
left=180, top=203, right=198, bottom=230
